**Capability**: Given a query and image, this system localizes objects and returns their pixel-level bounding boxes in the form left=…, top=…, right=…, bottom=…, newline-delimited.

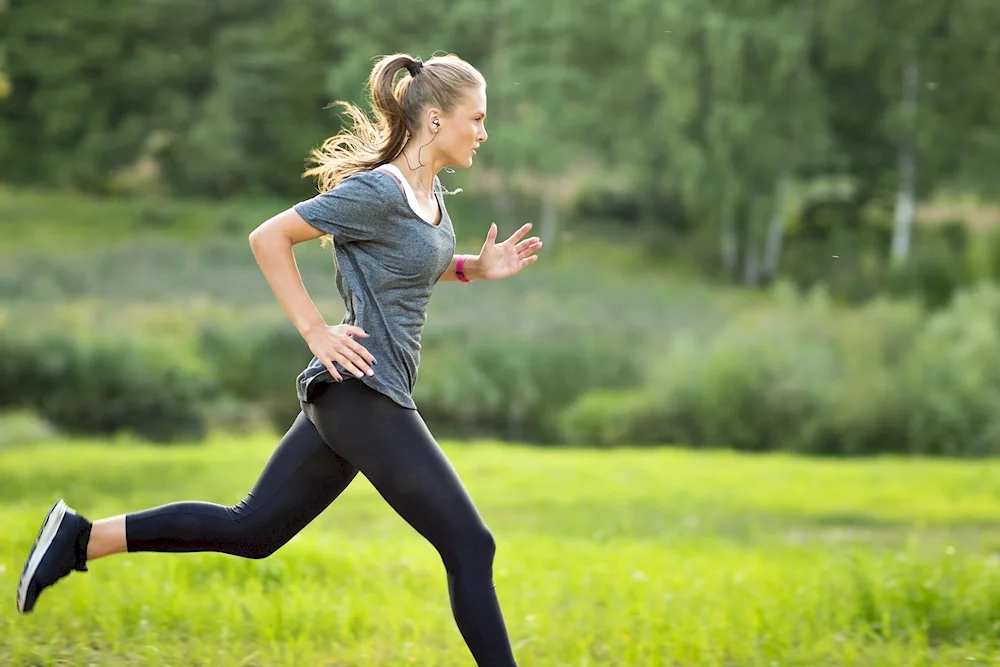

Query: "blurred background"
left=3, top=0, right=1000, bottom=457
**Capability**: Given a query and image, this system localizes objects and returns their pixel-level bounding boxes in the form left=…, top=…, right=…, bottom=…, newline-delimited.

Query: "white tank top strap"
left=375, top=163, right=437, bottom=225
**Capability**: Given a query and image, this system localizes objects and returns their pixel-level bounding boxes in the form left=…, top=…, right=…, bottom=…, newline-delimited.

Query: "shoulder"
left=294, top=168, right=404, bottom=241
left=308, top=169, right=402, bottom=216
left=330, top=168, right=398, bottom=197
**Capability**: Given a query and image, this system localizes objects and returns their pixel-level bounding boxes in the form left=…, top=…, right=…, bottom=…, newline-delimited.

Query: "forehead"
left=453, top=86, right=487, bottom=114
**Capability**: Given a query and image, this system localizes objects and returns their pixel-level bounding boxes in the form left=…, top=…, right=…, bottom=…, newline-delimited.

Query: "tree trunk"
left=761, top=0, right=814, bottom=282
left=489, top=0, right=514, bottom=228
left=743, top=200, right=764, bottom=287
left=891, top=55, right=919, bottom=266
left=539, top=184, right=559, bottom=252
left=721, top=209, right=739, bottom=278
left=743, top=240, right=761, bottom=286
left=762, top=172, right=790, bottom=281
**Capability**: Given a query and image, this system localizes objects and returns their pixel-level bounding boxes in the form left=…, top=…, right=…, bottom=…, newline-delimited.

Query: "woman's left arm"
left=440, top=222, right=543, bottom=282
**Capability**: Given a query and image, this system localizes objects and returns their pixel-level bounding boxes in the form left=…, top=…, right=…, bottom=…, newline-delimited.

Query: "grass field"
left=3, top=437, right=1000, bottom=666
left=0, top=182, right=749, bottom=344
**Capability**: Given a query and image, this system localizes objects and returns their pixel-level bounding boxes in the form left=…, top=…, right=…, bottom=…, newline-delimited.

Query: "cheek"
left=446, top=131, right=472, bottom=152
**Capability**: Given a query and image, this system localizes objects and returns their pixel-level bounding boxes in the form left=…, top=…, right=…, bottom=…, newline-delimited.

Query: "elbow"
left=249, top=226, right=294, bottom=261
left=248, top=226, right=264, bottom=249
left=248, top=226, right=274, bottom=255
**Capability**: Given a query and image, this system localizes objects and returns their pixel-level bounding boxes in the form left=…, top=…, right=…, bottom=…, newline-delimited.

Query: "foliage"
left=0, top=327, right=213, bottom=443
left=415, top=331, right=642, bottom=443
left=0, top=200, right=736, bottom=445
left=3, top=0, right=1000, bottom=289
left=562, top=282, right=1000, bottom=456
left=12, top=279, right=1000, bottom=456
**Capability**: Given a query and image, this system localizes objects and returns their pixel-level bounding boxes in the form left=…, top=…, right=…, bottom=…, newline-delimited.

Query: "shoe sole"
left=16, top=499, right=67, bottom=614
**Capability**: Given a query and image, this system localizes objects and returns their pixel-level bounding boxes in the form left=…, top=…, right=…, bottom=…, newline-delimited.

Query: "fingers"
left=322, top=360, right=343, bottom=382
left=506, top=222, right=533, bottom=245
left=349, top=338, right=377, bottom=366
left=334, top=338, right=375, bottom=378
left=317, top=325, right=374, bottom=381
left=343, top=325, right=369, bottom=338
left=515, top=236, right=543, bottom=257
left=336, top=352, right=372, bottom=379
left=324, top=352, right=371, bottom=380
left=485, top=222, right=498, bottom=246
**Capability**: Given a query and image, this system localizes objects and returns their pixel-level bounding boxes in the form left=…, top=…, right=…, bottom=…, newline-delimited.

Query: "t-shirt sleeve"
left=293, top=172, right=385, bottom=243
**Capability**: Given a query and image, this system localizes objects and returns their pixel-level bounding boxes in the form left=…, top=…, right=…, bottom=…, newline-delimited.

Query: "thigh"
left=235, top=411, right=360, bottom=529
left=304, top=382, right=488, bottom=544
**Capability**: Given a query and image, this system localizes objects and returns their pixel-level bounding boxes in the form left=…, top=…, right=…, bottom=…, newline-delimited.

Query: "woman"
left=17, top=52, right=540, bottom=667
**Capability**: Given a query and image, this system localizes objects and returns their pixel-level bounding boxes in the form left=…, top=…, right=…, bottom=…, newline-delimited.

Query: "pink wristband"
left=455, top=255, right=471, bottom=282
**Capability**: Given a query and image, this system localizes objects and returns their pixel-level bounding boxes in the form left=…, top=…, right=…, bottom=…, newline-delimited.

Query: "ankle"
left=73, top=520, right=92, bottom=572
left=85, top=515, right=128, bottom=561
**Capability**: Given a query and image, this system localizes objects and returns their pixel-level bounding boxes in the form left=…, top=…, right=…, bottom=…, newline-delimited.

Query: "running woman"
left=17, top=52, right=541, bottom=667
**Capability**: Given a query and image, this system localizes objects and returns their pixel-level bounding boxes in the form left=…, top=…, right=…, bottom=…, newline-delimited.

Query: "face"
left=433, top=86, right=488, bottom=169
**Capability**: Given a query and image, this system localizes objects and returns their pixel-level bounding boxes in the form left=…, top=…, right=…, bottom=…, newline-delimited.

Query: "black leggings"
left=125, top=379, right=517, bottom=667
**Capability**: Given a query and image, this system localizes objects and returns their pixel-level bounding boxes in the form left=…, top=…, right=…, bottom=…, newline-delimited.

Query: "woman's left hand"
left=476, top=223, right=543, bottom=281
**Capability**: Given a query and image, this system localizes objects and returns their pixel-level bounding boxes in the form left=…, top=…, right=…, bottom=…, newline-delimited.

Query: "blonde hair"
left=303, top=53, right=486, bottom=193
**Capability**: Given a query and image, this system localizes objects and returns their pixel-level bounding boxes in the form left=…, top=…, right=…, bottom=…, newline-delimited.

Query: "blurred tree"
left=0, top=0, right=998, bottom=294
left=629, top=0, right=828, bottom=285
left=923, top=0, right=1000, bottom=203
left=814, top=0, right=957, bottom=266
left=479, top=0, right=596, bottom=249
left=163, top=0, right=341, bottom=198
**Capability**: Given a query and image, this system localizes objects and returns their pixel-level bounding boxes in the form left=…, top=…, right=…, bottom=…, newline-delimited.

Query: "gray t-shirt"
left=292, top=167, right=456, bottom=409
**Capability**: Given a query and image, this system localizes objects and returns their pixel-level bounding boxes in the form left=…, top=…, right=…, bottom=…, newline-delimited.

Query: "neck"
left=392, top=137, right=443, bottom=194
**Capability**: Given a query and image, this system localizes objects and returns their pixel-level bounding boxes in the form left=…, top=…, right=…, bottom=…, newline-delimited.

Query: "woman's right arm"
left=248, top=208, right=375, bottom=380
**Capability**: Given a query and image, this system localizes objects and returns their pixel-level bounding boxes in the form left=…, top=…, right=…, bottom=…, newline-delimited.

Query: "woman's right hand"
left=303, top=324, right=375, bottom=381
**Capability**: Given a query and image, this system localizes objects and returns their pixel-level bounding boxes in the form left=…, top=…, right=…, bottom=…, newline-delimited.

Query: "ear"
left=423, top=107, right=443, bottom=133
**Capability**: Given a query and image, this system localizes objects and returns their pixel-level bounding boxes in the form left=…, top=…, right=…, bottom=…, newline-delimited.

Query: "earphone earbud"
left=432, top=118, right=440, bottom=131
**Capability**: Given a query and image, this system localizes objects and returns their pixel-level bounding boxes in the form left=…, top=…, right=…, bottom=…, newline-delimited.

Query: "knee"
left=473, top=526, right=497, bottom=563
left=238, top=541, right=281, bottom=560
left=445, top=524, right=497, bottom=572
left=227, top=509, right=287, bottom=560
left=230, top=526, right=288, bottom=560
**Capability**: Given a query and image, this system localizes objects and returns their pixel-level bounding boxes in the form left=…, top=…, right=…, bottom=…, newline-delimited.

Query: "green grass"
left=0, top=184, right=281, bottom=254
left=4, top=437, right=1000, bottom=665
left=0, top=184, right=753, bottom=348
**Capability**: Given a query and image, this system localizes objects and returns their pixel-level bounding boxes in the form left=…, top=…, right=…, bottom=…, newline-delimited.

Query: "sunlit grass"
left=3, top=436, right=1000, bottom=665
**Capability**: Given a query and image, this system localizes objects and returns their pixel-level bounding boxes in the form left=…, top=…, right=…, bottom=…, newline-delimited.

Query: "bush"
left=887, top=239, right=969, bottom=310
left=12, top=279, right=1000, bottom=457
left=0, top=411, right=59, bottom=449
left=195, top=319, right=647, bottom=444
left=197, top=321, right=312, bottom=434
left=560, top=293, right=851, bottom=451
left=415, top=330, right=643, bottom=443
left=558, top=286, right=989, bottom=455
left=895, top=285, right=1000, bottom=456
left=0, top=328, right=214, bottom=443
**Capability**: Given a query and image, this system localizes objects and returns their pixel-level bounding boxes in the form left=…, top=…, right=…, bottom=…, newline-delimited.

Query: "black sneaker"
left=16, top=499, right=92, bottom=614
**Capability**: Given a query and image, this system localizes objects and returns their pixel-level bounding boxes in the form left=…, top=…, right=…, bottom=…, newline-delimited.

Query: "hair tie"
left=406, top=59, right=423, bottom=77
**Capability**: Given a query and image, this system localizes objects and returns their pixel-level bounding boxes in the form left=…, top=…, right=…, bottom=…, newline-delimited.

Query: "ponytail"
left=303, top=54, right=415, bottom=193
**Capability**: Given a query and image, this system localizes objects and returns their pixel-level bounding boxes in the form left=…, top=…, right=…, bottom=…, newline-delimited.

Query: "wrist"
left=299, top=319, right=328, bottom=340
left=456, top=254, right=484, bottom=282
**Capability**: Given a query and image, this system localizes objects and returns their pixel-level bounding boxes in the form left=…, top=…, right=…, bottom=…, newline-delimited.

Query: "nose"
left=478, top=126, right=488, bottom=143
